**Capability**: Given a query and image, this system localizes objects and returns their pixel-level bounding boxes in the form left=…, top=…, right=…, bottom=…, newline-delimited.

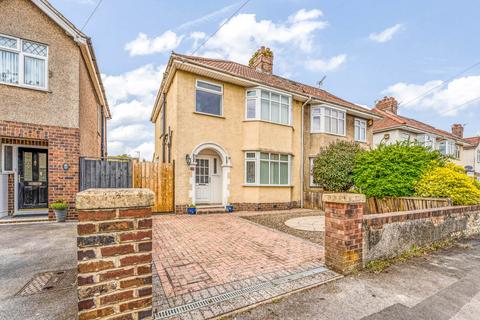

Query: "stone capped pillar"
left=76, top=189, right=155, bottom=320
left=323, top=193, right=365, bottom=274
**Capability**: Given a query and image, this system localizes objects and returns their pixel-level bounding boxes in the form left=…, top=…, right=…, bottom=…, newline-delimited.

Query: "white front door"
left=195, top=158, right=211, bottom=203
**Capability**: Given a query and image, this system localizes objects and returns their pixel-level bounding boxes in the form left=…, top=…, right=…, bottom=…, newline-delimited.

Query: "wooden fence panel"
left=79, top=157, right=132, bottom=191
left=365, top=196, right=452, bottom=214
left=132, top=161, right=174, bottom=213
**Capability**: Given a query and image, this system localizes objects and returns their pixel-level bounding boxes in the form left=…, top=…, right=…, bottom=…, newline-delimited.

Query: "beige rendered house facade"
left=0, top=0, right=110, bottom=219
left=151, top=48, right=380, bottom=213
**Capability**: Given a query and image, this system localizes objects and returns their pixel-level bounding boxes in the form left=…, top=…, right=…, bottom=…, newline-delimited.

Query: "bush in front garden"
left=415, top=163, right=480, bottom=205
left=353, top=142, right=445, bottom=198
left=312, top=141, right=364, bottom=192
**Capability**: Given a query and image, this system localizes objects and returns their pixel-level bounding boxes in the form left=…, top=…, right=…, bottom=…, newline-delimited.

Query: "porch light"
left=185, top=154, right=192, bottom=166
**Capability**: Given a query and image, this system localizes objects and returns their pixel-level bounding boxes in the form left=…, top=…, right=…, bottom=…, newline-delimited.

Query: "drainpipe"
left=300, top=96, right=312, bottom=208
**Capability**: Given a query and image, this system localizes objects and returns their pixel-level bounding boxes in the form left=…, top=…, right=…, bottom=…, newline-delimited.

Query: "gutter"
left=300, top=96, right=313, bottom=208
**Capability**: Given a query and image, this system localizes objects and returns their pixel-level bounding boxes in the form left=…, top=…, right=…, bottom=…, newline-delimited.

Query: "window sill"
left=243, top=119, right=293, bottom=129
left=0, top=81, right=50, bottom=93
left=310, top=131, right=346, bottom=138
left=243, top=184, right=293, bottom=188
left=193, top=111, right=225, bottom=119
left=355, top=139, right=368, bottom=144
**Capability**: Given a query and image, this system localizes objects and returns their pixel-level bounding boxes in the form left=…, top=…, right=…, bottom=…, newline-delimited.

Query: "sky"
left=50, top=0, right=480, bottom=159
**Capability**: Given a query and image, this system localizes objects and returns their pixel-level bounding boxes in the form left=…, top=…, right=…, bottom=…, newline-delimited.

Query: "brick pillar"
left=323, top=193, right=365, bottom=274
left=76, top=189, right=155, bottom=320
left=7, top=173, right=14, bottom=214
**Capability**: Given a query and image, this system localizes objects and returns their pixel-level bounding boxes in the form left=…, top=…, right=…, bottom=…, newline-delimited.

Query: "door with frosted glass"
left=18, top=148, right=48, bottom=209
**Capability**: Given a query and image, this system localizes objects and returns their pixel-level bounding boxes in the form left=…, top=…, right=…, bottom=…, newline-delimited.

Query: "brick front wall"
left=0, top=120, right=80, bottom=219
left=174, top=201, right=299, bottom=214
left=324, top=200, right=364, bottom=274
left=76, top=194, right=153, bottom=319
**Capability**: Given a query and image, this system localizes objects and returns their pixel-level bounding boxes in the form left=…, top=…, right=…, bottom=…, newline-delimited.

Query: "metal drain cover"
left=16, top=269, right=76, bottom=296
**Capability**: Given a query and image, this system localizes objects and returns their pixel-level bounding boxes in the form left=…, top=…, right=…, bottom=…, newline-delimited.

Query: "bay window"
left=311, top=105, right=346, bottom=135
left=245, top=88, right=291, bottom=125
left=438, top=140, right=460, bottom=158
left=0, top=34, right=48, bottom=89
left=417, top=134, right=434, bottom=149
left=244, top=152, right=291, bottom=186
left=354, top=119, right=367, bottom=142
left=195, top=80, right=223, bottom=116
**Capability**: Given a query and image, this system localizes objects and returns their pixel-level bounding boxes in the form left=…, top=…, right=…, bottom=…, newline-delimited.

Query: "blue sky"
left=51, top=0, right=480, bottom=159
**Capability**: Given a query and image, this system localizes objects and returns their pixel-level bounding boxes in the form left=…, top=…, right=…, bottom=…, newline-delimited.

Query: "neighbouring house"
left=150, top=47, right=381, bottom=213
left=372, top=97, right=472, bottom=167
left=459, top=136, right=480, bottom=179
left=0, top=0, right=110, bottom=219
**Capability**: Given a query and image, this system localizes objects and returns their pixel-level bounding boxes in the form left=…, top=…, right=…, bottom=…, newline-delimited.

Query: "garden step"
left=196, top=206, right=226, bottom=214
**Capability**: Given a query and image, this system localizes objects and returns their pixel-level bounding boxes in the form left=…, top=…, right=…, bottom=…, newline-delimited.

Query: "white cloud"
left=383, top=75, right=480, bottom=116
left=288, top=8, right=323, bottom=23
left=103, top=64, right=164, bottom=158
left=369, top=24, right=403, bottom=43
left=125, top=31, right=183, bottom=56
left=195, top=9, right=328, bottom=63
left=102, top=64, right=164, bottom=104
left=305, top=54, right=347, bottom=72
left=178, top=2, right=239, bottom=30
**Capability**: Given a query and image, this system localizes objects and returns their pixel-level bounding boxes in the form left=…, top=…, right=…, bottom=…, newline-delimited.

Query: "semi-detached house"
left=0, top=0, right=110, bottom=219
left=151, top=47, right=381, bottom=213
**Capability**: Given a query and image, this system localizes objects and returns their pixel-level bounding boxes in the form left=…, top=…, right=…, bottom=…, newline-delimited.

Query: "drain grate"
left=154, top=266, right=330, bottom=319
left=16, top=269, right=76, bottom=296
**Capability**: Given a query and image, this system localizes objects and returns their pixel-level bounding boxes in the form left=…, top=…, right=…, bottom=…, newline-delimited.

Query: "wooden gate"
left=80, top=157, right=132, bottom=191
left=133, top=161, right=174, bottom=213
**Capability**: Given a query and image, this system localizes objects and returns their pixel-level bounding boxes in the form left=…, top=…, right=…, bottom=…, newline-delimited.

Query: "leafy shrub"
left=353, top=142, right=445, bottom=198
left=415, top=163, right=480, bottom=205
left=50, top=200, right=68, bottom=210
left=312, top=141, right=364, bottom=192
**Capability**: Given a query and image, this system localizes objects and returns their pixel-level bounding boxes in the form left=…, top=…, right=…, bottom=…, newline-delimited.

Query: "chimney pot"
left=375, top=96, right=398, bottom=114
left=249, top=47, right=274, bottom=74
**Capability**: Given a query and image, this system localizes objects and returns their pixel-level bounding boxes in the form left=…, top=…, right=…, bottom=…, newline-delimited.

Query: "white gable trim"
left=31, top=0, right=87, bottom=44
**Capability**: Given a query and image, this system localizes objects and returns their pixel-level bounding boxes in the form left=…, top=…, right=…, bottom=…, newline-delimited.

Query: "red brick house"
left=0, top=0, right=110, bottom=219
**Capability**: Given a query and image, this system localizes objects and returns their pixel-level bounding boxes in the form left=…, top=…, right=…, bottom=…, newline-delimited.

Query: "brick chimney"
left=375, top=96, right=398, bottom=114
left=451, top=123, right=464, bottom=138
left=249, top=46, right=273, bottom=74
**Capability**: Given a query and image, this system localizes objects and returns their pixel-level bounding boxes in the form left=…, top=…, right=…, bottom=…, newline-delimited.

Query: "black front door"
left=18, top=148, right=48, bottom=209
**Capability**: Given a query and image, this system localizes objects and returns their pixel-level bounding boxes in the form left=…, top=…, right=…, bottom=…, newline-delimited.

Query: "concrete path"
left=232, top=237, right=480, bottom=320
left=0, top=222, right=77, bottom=320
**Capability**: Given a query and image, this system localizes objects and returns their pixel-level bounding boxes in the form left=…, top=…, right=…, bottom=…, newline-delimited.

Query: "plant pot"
left=187, top=207, right=196, bottom=215
left=55, top=209, right=67, bottom=222
left=226, top=205, right=234, bottom=213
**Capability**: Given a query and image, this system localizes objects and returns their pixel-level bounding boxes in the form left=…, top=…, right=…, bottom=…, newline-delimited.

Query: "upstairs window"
left=245, top=88, right=291, bottom=125
left=354, top=119, right=367, bottom=142
left=195, top=80, right=223, bottom=116
left=311, top=105, right=346, bottom=135
left=0, top=34, right=48, bottom=89
left=439, top=140, right=460, bottom=159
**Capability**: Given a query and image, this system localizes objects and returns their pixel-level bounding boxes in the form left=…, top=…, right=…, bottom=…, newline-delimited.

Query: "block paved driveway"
left=152, top=211, right=325, bottom=299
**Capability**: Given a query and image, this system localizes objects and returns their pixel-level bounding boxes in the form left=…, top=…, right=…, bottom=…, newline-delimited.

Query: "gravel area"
left=240, top=211, right=325, bottom=245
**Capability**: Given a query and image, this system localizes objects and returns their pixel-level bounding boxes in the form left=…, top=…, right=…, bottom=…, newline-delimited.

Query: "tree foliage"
left=353, top=142, right=445, bottom=198
left=312, top=141, right=364, bottom=192
left=415, top=163, right=480, bottom=205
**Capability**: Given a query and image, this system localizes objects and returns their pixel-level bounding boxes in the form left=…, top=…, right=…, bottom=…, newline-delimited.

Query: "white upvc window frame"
left=0, top=33, right=49, bottom=91
left=309, top=157, right=321, bottom=187
left=354, top=118, right=367, bottom=142
left=310, top=104, right=346, bottom=136
left=244, top=151, right=291, bottom=186
left=477, top=148, right=480, bottom=163
left=417, top=134, right=435, bottom=149
left=195, top=79, right=223, bottom=116
left=439, top=140, right=460, bottom=159
left=244, top=87, right=292, bottom=126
